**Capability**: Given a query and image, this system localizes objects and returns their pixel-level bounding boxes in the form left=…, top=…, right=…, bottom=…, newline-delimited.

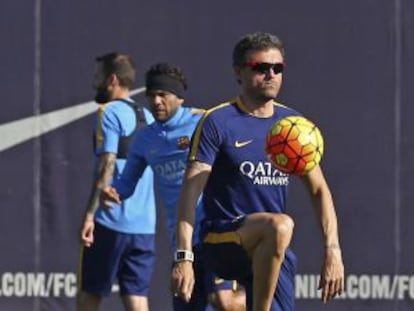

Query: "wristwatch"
left=174, top=250, right=194, bottom=262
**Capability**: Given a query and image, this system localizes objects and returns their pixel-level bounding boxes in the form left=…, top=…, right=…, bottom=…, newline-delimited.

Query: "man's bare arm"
left=80, top=152, right=117, bottom=246
left=176, top=160, right=211, bottom=250
left=172, top=160, right=211, bottom=302
left=301, top=166, right=344, bottom=303
left=85, top=152, right=117, bottom=215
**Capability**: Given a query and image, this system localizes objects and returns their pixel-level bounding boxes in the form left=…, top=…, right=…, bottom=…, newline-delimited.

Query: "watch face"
left=174, top=250, right=194, bottom=262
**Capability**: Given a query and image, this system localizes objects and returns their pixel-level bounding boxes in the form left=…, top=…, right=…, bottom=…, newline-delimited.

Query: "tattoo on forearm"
left=86, top=153, right=117, bottom=214
left=97, top=154, right=116, bottom=188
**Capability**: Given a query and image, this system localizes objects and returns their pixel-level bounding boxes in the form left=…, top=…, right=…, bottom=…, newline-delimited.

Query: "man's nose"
left=150, top=95, right=163, bottom=105
left=265, top=69, right=279, bottom=79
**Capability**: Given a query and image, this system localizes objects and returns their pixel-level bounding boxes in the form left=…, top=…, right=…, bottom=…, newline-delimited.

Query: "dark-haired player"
left=101, top=62, right=245, bottom=311
left=77, top=52, right=156, bottom=311
left=171, top=32, right=344, bottom=311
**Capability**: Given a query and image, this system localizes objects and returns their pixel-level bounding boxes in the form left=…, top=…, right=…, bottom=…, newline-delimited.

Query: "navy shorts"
left=173, top=245, right=241, bottom=311
left=78, top=222, right=155, bottom=297
left=200, top=216, right=297, bottom=311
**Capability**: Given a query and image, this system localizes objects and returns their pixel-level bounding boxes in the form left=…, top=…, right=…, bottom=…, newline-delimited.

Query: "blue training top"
left=93, top=98, right=156, bottom=234
left=114, top=106, right=204, bottom=248
left=190, top=97, right=301, bottom=311
left=189, top=96, right=301, bottom=221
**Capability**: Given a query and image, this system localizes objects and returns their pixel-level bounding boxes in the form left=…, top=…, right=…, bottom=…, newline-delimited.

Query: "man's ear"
left=234, top=66, right=242, bottom=84
left=107, top=73, right=119, bottom=87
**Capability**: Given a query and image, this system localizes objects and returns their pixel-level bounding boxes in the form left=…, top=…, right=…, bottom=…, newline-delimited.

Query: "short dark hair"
left=145, top=62, right=187, bottom=90
left=95, top=52, right=136, bottom=88
left=232, top=32, right=285, bottom=67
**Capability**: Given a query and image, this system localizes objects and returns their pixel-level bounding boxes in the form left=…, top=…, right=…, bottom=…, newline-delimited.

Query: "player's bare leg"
left=76, top=291, right=101, bottom=311
left=209, top=288, right=246, bottom=311
left=237, top=213, right=294, bottom=311
left=121, top=295, right=149, bottom=311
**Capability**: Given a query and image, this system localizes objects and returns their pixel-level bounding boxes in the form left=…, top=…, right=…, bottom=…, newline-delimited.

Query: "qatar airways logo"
left=240, top=161, right=289, bottom=186
left=153, top=159, right=186, bottom=181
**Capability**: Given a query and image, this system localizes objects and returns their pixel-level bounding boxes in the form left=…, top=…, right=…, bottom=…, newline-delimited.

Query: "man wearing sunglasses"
left=171, top=32, right=344, bottom=311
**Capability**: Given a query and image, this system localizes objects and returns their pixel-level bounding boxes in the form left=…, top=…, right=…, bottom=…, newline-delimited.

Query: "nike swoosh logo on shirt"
left=0, top=87, right=145, bottom=152
left=234, top=140, right=253, bottom=148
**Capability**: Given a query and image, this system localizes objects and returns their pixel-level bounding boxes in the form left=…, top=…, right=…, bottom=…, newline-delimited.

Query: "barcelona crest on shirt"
left=177, top=136, right=191, bottom=149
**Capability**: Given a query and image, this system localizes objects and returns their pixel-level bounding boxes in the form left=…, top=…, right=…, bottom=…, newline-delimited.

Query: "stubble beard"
left=252, top=87, right=279, bottom=103
left=94, top=88, right=111, bottom=104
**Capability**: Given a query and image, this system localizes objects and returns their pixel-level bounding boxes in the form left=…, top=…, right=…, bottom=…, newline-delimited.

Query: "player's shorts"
left=199, top=215, right=297, bottom=311
left=173, top=245, right=241, bottom=311
left=78, top=222, right=155, bottom=297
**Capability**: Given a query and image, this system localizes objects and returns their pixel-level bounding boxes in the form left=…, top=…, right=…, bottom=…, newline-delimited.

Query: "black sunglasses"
left=243, top=61, right=285, bottom=74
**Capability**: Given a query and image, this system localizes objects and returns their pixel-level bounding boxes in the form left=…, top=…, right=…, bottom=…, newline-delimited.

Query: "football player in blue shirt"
left=171, top=32, right=345, bottom=311
left=78, top=53, right=156, bottom=311
left=102, top=63, right=245, bottom=311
